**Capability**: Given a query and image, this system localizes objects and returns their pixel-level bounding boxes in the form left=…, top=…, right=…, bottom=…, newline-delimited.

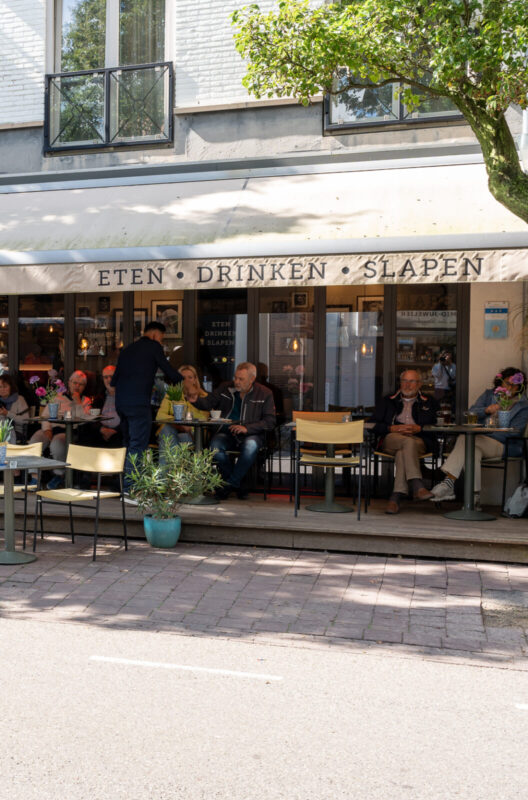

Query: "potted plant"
left=29, top=374, right=67, bottom=420
left=128, top=437, right=223, bottom=548
left=494, top=372, right=526, bottom=427
left=0, top=418, right=14, bottom=465
left=165, top=382, right=186, bottom=421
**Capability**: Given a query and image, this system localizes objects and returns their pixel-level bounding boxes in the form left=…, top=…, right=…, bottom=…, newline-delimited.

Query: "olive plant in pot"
left=165, top=382, right=186, bottom=421
left=128, top=438, right=223, bottom=548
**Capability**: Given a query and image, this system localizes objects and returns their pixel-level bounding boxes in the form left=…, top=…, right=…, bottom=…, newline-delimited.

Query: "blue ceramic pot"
left=0, top=443, right=6, bottom=466
left=143, top=515, right=181, bottom=548
left=172, top=403, right=185, bottom=421
left=497, top=409, right=512, bottom=428
left=48, top=402, right=59, bottom=420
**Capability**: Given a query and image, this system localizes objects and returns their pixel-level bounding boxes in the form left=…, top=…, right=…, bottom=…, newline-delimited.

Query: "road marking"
left=514, top=703, right=528, bottom=710
left=90, top=655, right=283, bottom=681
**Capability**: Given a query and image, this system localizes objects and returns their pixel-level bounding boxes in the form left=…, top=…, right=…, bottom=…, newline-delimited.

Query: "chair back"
left=293, top=411, right=345, bottom=423
left=6, top=442, right=43, bottom=457
left=66, top=444, right=126, bottom=473
left=296, top=418, right=364, bottom=445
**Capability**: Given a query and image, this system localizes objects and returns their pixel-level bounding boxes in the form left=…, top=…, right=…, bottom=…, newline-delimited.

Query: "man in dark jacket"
left=111, top=321, right=183, bottom=492
left=188, top=361, right=276, bottom=500
left=370, top=369, right=438, bottom=514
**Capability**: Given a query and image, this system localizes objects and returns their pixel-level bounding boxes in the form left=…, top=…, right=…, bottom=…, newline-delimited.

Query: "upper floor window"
left=325, top=72, right=461, bottom=132
left=46, top=0, right=172, bottom=152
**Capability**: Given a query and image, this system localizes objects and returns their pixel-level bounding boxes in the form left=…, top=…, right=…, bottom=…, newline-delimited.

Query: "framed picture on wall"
left=151, top=300, right=182, bottom=337
left=291, top=291, right=308, bottom=309
left=357, top=296, right=384, bottom=313
left=271, top=301, right=288, bottom=314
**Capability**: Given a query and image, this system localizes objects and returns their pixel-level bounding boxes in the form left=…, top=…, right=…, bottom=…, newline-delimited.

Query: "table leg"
left=305, top=444, right=353, bottom=513
left=181, top=424, right=217, bottom=506
left=0, top=470, right=37, bottom=564
left=444, top=432, right=495, bottom=521
left=65, top=424, right=73, bottom=489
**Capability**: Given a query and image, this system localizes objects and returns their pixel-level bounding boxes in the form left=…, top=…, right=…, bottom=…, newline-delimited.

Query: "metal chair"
left=0, top=442, right=43, bottom=548
left=293, top=418, right=365, bottom=520
left=290, top=411, right=353, bottom=499
left=481, top=423, right=528, bottom=510
left=33, top=444, right=128, bottom=561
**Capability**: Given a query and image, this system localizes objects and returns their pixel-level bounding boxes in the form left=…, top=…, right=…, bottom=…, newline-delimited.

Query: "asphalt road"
left=2, top=617, right=528, bottom=800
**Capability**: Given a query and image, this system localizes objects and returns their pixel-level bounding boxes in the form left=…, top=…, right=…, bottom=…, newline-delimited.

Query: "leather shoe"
left=215, top=485, right=234, bottom=501
left=236, top=488, right=249, bottom=500
left=385, top=500, right=400, bottom=515
left=414, top=487, right=434, bottom=501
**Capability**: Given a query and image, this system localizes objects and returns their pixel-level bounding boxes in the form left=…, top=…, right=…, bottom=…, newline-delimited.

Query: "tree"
left=232, top=0, right=528, bottom=224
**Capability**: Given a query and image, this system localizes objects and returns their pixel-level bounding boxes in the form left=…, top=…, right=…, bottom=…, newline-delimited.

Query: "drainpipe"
left=520, top=108, right=528, bottom=172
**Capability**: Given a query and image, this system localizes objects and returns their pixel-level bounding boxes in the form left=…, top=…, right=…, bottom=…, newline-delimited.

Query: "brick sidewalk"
left=1, top=536, right=528, bottom=665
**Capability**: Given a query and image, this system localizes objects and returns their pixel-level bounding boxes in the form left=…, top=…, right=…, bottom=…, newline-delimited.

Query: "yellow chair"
left=0, top=443, right=44, bottom=548
left=33, top=444, right=128, bottom=561
left=293, top=418, right=365, bottom=519
left=290, top=411, right=354, bottom=499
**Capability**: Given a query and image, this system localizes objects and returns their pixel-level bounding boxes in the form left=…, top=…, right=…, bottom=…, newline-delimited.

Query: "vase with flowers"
left=494, top=371, right=525, bottom=427
left=30, top=375, right=67, bottom=420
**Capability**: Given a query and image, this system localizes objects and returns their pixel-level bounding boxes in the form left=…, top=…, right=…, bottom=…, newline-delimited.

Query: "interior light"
left=361, top=342, right=367, bottom=355
left=80, top=337, right=89, bottom=351
left=291, top=337, right=300, bottom=352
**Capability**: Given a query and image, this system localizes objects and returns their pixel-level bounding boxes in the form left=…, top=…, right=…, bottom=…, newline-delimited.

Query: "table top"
left=423, top=424, right=514, bottom=434
left=157, top=416, right=233, bottom=426
left=0, top=457, right=68, bottom=472
left=32, top=415, right=112, bottom=424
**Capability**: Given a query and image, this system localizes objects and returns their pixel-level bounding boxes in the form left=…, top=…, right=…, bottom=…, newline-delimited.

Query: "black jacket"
left=370, top=390, right=439, bottom=450
left=112, top=337, right=183, bottom=409
left=193, top=381, right=276, bottom=439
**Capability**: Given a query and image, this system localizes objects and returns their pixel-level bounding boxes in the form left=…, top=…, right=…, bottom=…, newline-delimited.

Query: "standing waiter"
left=111, top=321, right=183, bottom=492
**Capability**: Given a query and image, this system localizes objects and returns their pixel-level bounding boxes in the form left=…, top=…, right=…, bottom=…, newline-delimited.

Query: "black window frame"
left=44, top=61, right=174, bottom=154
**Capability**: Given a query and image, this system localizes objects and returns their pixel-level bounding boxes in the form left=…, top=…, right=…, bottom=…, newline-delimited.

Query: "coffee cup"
left=89, top=409, right=100, bottom=417
left=210, top=409, right=222, bottom=420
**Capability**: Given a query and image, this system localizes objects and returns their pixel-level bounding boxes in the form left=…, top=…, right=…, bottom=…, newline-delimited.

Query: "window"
left=46, top=0, right=172, bottom=152
left=326, top=72, right=461, bottom=131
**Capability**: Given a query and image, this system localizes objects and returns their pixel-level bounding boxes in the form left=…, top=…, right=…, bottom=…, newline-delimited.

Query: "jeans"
left=117, top=404, right=152, bottom=491
left=209, top=432, right=261, bottom=489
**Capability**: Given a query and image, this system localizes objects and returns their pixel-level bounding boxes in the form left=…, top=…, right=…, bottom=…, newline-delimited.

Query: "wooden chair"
left=290, top=411, right=356, bottom=500
left=0, top=442, right=43, bottom=548
left=293, top=418, right=365, bottom=520
left=481, top=423, right=528, bottom=510
left=33, top=444, right=128, bottom=561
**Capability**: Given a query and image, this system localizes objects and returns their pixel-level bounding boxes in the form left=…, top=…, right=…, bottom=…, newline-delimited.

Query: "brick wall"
left=0, top=0, right=46, bottom=126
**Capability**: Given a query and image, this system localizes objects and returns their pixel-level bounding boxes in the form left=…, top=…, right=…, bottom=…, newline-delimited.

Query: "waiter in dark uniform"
left=111, top=321, right=183, bottom=492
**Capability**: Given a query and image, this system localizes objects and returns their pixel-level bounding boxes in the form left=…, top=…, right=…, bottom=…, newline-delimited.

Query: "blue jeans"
left=117, top=404, right=152, bottom=491
left=209, top=432, right=261, bottom=489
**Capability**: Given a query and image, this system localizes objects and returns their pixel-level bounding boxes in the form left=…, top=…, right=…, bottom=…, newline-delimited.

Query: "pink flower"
left=495, top=373, right=503, bottom=379
left=35, top=387, right=46, bottom=397
left=494, top=386, right=508, bottom=395
left=29, top=375, right=40, bottom=385
left=511, top=373, right=524, bottom=385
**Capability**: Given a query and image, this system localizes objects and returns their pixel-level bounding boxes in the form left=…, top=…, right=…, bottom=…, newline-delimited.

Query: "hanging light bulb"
left=361, top=342, right=367, bottom=356
left=79, top=337, right=89, bottom=351
left=291, top=337, right=300, bottom=352
left=49, top=325, right=54, bottom=333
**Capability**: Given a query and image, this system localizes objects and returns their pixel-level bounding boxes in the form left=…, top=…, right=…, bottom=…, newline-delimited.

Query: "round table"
left=423, top=424, right=514, bottom=521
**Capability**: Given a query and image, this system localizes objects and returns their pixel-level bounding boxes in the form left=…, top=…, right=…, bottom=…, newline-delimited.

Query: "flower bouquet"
left=30, top=375, right=67, bottom=406
left=494, top=372, right=525, bottom=410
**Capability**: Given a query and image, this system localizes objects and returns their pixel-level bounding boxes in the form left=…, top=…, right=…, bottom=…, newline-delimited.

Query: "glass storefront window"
left=74, top=293, right=123, bottom=397
left=0, top=297, right=8, bottom=374
left=396, top=284, right=457, bottom=404
left=259, top=288, right=314, bottom=421
left=326, top=288, right=384, bottom=411
left=18, top=294, right=65, bottom=392
left=134, top=290, right=184, bottom=378
left=197, top=290, right=247, bottom=390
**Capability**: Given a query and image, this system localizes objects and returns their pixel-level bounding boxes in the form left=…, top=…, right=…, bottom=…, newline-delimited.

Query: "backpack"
left=504, top=484, right=528, bottom=518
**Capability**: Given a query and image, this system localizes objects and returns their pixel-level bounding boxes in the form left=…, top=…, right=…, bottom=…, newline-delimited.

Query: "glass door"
left=196, top=290, right=248, bottom=390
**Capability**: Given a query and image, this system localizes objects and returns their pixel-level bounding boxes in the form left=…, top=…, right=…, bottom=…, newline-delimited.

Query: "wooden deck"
left=15, top=491, right=528, bottom=564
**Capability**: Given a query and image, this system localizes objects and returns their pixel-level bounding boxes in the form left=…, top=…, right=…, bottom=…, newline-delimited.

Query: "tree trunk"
left=457, top=100, right=528, bottom=225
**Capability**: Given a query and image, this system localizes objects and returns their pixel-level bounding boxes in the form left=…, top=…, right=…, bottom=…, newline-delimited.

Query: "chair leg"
left=32, top=496, right=40, bottom=552
left=121, top=475, right=128, bottom=551
left=39, top=498, right=44, bottom=540
left=69, top=502, right=75, bottom=543
left=22, top=477, right=28, bottom=550
left=294, top=451, right=299, bottom=516
left=357, top=460, right=362, bottom=521
left=501, top=459, right=509, bottom=512
left=93, top=495, right=101, bottom=562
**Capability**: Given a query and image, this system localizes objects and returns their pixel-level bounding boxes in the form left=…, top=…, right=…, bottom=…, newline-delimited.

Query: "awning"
left=1, top=161, right=527, bottom=294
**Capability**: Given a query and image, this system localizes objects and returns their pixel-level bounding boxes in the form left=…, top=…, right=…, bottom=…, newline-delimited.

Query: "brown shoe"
left=414, top=487, right=434, bottom=501
left=385, top=499, right=400, bottom=514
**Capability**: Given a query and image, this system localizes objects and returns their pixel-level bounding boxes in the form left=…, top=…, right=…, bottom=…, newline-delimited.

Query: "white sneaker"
left=429, top=480, right=456, bottom=502
left=123, top=494, right=138, bottom=506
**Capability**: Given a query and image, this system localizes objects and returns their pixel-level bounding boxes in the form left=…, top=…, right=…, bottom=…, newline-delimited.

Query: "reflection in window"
left=119, top=0, right=165, bottom=66
left=75, top=294, right=123, bottom=396
left=197, top=290, right=247, bottom=390
left=18, top=295, right=65, bottom=391
left=0, top=297, right=7, bottom=374
left=59, top=0, right=106, bottom=72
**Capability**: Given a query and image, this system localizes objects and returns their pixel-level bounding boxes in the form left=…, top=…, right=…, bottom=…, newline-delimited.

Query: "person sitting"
left=186, top=361, right=276, bottom=500
left=370, top=369, right=439, bottom=514
left=431, top=367, right=528, bottom=506
left=156, top=364, right=209, bottom=448
left=0, top=373, right=29, bottom=443
left=29, top=370, right=92, bottom=489
left=78, top=365, right=123, bottom=449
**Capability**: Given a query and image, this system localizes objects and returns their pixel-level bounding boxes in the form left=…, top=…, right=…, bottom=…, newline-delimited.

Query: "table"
left=157, top=416, right=233, bottom=505
left=423, top=424, right=514, bottom=521
left=33, top=415, right=112, bottom=488
left=0, top=456, right=67, bottom=564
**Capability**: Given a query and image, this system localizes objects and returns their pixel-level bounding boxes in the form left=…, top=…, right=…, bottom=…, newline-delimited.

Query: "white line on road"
left=514, top=703, right=528, bottom=710
left=90, top=655, right=284, bottom=681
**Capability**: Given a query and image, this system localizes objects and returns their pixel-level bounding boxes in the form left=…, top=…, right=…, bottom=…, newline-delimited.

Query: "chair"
left=481, top=423, right=528, bottom=510
left=0, top=442, right=43, bottom=547
left=293, top=418, right=365, bottom=520
left=290, top=411, right=354, bottom=499
left=33, top=444, right=128, bottom=561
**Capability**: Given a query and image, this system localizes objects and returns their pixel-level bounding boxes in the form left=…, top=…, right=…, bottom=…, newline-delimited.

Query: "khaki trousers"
left=382, top=433, right=426, bottom=495
left=442, top=434, right=503, bottom=492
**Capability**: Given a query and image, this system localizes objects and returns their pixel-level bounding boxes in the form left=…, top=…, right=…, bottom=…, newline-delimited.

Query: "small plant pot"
left=172, top=403, right=185, bottom=422
left=48, top=402, right=59, bottom=420
left=143, top=515, right=182, bottom=548
left=497, top=409, right=512, bottom=428
left=0, top=443, right=7, bottom=466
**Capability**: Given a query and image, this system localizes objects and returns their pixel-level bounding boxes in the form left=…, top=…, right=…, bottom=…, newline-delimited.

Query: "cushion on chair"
left=36, top=488, right=121, bottom=503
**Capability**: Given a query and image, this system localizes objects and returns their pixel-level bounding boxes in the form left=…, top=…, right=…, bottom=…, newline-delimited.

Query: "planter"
left=0, top=443, right=6, bottom=466
left=497, top=409, right=512, bottom=428
left=48, top=402, right=59, bottom=420
left=172, top=402, right=185, bottom=422
left=143, top=515, right=181, bottom=548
